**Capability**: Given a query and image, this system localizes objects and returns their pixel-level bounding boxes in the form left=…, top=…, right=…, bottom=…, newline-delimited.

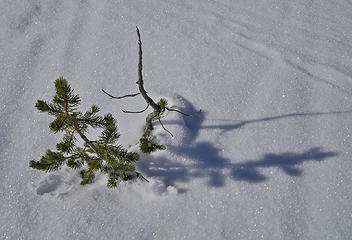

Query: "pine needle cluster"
left=30, top=78, right=139, bottom=187
left=139, top=129, right=166, bottom=154
left=139, top=99, right=168, bottom=154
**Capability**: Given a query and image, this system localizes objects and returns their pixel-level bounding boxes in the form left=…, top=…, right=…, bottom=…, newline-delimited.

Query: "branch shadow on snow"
left=139, top=144, right=338, bottom=189
left=201, top=109, right=352, bottom=132
left=165, top=110, right=352, bottom=134
left=137, top=95, right=340, bottom=190
left=229, top=147, right=338, bottom=183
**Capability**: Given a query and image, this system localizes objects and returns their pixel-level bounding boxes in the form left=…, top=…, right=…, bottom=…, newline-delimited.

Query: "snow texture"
left=1, top=0, right=352, bottom=239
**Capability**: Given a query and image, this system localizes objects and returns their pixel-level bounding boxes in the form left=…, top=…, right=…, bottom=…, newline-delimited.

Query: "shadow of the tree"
left=230, top=147, right=338, bottom=183
left=137, top=95, right=341, bottom=189
left=164, top=95, right=352, bottom=134
left=164, top=110, right=352, bottom=134
left=138, top=144, right=338, bottom=188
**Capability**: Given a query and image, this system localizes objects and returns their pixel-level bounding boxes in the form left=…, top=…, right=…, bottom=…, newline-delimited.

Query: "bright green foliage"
left=30, top=77, right=139, bottom=187
left=139, top=130, right=165, bottom=154
left=157, top=98, right=168, bottom=112
left=80, top=169, right=95, bottom=185
left=152, top=98, right=168, bottom=122
left=139, top=138, right=166, bottom=154
left=30, top=150, right=66, bottom=172
left=140, top=98, right=167, bottom=154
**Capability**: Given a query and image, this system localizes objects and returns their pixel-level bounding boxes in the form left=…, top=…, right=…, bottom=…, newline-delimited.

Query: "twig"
left=158, top=117, right=174, bottom=137
left=73, top=125, right=99, bottom=154
left=135, top=171, right=149, bottom=182
left=122, top=104, right=150, bottom=114
left=166, top=107, right=202, bottom=117
left=102, top=89, right=140, bottom=99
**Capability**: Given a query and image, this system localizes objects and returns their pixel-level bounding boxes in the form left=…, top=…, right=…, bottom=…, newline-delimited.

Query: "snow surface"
left=1, top=0, right=352, bottom=239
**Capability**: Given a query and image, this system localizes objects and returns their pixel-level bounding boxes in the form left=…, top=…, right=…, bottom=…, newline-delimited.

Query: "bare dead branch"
left=121, top=104, right=150, bottom=114
left=135, top=171, right=149, bottom=182
left=166, top=107, right=202, bottom=117
left=102, top=89, right=140, bottom=99
left=158, top=117, right=174, bottom=137
left=136, top=27, right=160, bottom=111
left=145, top=110, right=159, bottom=132
left=135, top=27, right=163, bottom=133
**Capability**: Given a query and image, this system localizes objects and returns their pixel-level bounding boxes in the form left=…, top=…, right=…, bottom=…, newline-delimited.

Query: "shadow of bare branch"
left=137, top=95, right=341, bottom=190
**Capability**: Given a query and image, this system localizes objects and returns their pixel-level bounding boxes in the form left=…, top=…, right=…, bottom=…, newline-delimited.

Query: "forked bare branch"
left=102, top=27, right=201, bottom=154
left=101, top=89, right=140, bottom=99
left=122, top=104, right=150, bottom=114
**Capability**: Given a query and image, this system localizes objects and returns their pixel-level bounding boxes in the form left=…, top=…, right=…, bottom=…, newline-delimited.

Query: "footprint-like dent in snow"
left=34, top=168, right=78, bottom=197
left=36, top=174, right=62, bottom=195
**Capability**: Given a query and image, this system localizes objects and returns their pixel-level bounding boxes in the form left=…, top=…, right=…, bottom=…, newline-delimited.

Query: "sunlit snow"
left=1, top=1, right=352, bottom=239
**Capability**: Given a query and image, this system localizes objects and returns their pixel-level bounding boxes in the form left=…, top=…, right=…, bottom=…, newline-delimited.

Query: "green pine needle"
left=30, top=150, right=66, bottom=172
left=67, top=157, right=83, bottom=169
left=49, top=117, right=66, bottom=133
left=31, top=77, right=140, bottom=188
left=139, top=137, right=165, bottom=154
left=80, top=169, right=95, bottom=185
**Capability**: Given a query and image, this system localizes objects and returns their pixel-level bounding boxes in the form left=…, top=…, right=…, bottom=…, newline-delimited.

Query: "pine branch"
left=80, top=169, right=95, bottom=185
left=32, top=77, right=143, bottom=187
left=99, top=114, right=120, bottom=145
left=58, top=82, right=100, bottom=156
left=54, top=77, right=80, bottom=111
left=73, top=124, right=99, bottom=154
left=78, top=105, right=104, bottom=129
left=30, top=150, right=66, bottom=172
left=56, top=129, right=76, bottom=153
left=49, top=117, right=66, bottom=133
left=35, top=100, right=62, bottom=116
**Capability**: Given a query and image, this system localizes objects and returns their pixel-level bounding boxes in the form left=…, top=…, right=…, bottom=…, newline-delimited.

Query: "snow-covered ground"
left=1, top=1, right=352, bottom=239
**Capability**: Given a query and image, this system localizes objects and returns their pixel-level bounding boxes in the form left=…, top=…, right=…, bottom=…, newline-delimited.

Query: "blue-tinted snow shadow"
left=137, top=95, right=340, bottom=189
left=138, top=144, right=338, bottom=189
left=230, top=147, right=338, bottom=183
left=165, top=110, right=352, bottom=134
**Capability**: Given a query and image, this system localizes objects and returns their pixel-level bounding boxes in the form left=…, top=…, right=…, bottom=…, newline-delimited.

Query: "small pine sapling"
left=102, top=27, right=201, bottom=153
left=30, top=77, right=145, bottom=187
